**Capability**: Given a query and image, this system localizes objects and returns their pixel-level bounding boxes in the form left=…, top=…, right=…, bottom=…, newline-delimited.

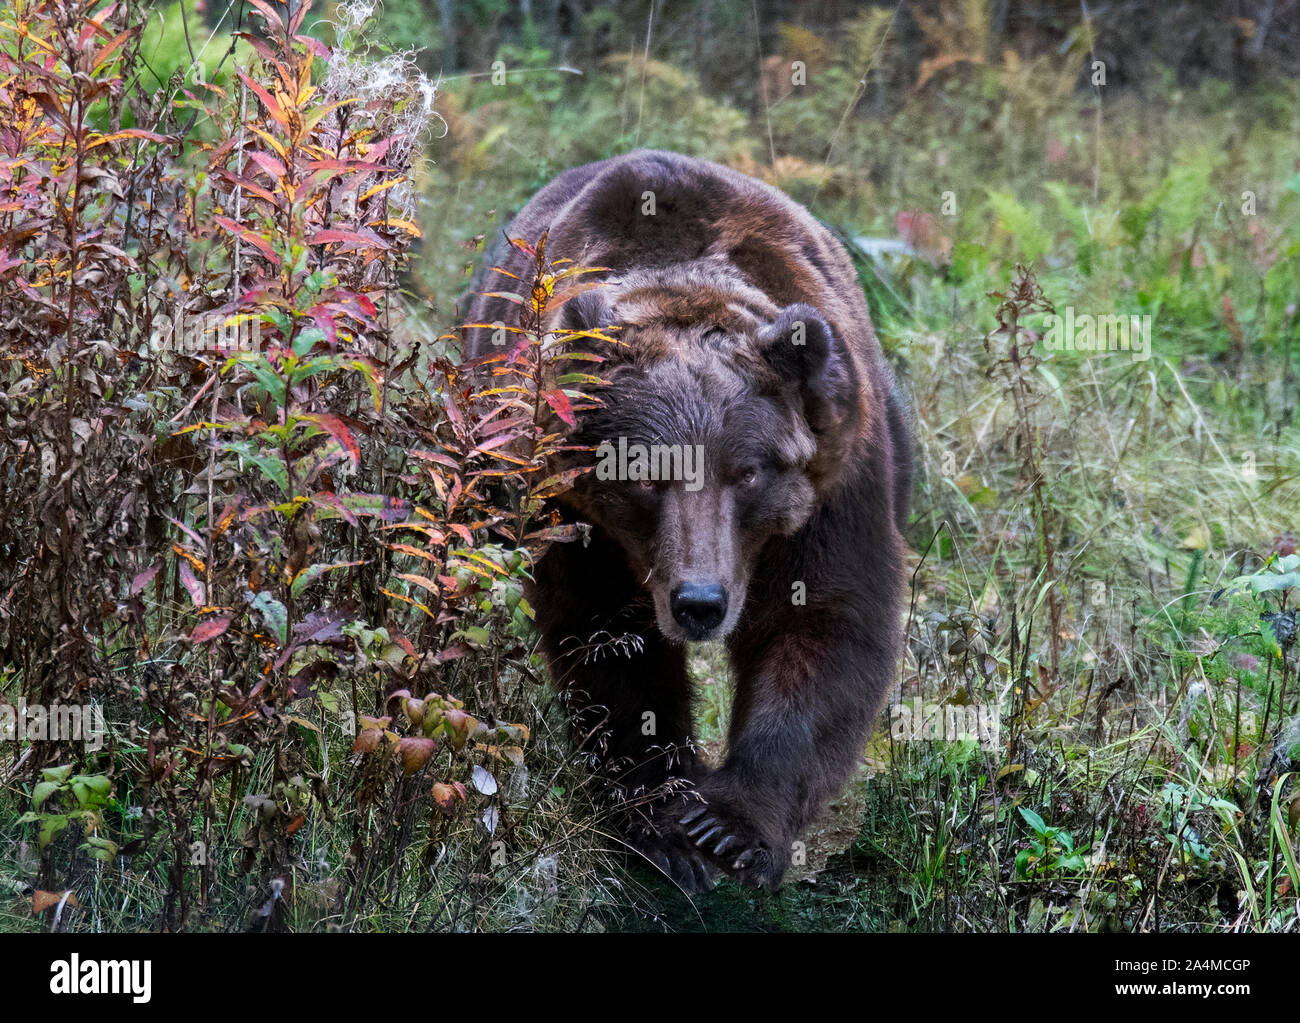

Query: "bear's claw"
left=666, top=792, right=787, bottom=889
left=633, top=830, right=717, bottom=893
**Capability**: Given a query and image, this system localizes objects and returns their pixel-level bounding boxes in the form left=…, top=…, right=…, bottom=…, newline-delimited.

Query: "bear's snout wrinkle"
left=669, top=581, right=728, bottom=639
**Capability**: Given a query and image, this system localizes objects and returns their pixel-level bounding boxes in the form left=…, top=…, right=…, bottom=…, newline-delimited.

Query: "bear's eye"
left=637, top=478, right=657, bottom=491
left=738, top=468, right=759, bottom=486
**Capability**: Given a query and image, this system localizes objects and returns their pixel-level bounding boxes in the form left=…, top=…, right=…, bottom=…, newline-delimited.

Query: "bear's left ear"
left=757, top=303, right=853, bottom=434
left=556, top=286, right=614, bottom=334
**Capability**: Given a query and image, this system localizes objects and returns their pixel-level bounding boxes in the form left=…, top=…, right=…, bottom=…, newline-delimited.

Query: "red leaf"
left=178, top=561, right=205, bottom=609
left=309, top=228, right=386, bottom=250
left=130, top=562, right=161, bottom=596
left=472, top=433, right=520, bottom=454
left=191, top=616, right=232, bottom=643
left=408, top=449, right=459, bottom=470
left=542, top=389, right=576, bottom=427
left=235, top=70, right=286, bottom=124
left=247, top=150, right=288, bottom=180
left=237, top=32, right=291, bottom=76
left=245, top=0, right=285, bottom=32
left=310, top=307, right=338, bottom=346
left=309, top=414, right=360, bottom=468
left=295, top=35, right=332, bottom=59
left=213, top=216, right=280, bottom=265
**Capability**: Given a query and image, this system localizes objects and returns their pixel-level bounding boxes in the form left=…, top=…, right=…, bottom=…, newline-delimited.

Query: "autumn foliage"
left=0, top=0, right=598, bottom=929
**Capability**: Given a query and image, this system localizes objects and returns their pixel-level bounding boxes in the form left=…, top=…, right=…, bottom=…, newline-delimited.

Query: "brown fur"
left=465, top=151, right=912, bottom=890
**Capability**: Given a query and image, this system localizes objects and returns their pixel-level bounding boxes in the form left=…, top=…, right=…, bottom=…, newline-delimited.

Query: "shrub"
left=0, top=0, right=603, bottom=932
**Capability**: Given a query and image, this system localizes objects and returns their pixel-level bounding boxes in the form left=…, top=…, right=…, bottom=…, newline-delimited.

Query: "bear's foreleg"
left=676, top=619, right=893, bottom=889
left=532, top=534, right=717, bottom=889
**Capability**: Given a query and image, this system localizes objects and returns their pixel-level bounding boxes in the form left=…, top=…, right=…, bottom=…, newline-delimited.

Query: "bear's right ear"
left=556, top=286, right=614, bottom=335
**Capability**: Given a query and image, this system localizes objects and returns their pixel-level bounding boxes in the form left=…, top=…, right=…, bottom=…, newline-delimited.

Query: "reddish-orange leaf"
left=352, top=728, right=382, bottom=754
left=382, top=542, right=436, bottom=561
left=236, top=70, right=286, bottom=124
left=541, top=389, right=576, bottom=426
left=399, top=737, right=437, bottom=776
left=32, top=890, right=78, bottom=914
left=92, top=29, right=133, bottom=72
left=431, top=782, right=462, bottom=812
left=308, top=414, right=360, bottom=468
left=212, top=216, right=280, bottom=264
left=86, top=129, right=176, bottom=151
left=190, top=616, right=232, bottom=643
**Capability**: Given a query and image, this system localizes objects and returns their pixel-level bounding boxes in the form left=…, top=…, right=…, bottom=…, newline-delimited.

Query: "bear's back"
left=465, top=151, right=872, bottom=363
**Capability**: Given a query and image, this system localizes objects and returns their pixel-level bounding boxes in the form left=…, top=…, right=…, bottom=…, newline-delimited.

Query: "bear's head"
left=556, top=274, right=860, bottom=643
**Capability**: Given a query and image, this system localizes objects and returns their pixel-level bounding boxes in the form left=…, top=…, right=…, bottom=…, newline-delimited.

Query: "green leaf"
left=456, top=626, right=491, bottom=648
left=289, top=354, right=342, bottom=386
left=291, top=559, right=365, bottom=598
left=1044, top=181, right=1094, bottom=275
left=1253, top=572, right=1299, bottom=593
left=1018, top=806, right=1047, bottom=835
left=80, top=835, right=119, bottom=862
left=32, top=781, right=61, bottom=811
left=292, top=325, right=326, bottom=357
left=250, top=591, right=288, bottom=646
left=1271, top=775, right=1300, bottom=897
left=228, top=354, right=288, bottom=408
left=223, top=439, right=291, bottom=495
left=331, top=493, right=410, bottom=522
left=1059, top=853, right=1086, bottom=874
left=71, top=775, right=111, bottom=807
left=265, top=307, right=293, bottom=339
left=39, top=815, right=70, bottom=851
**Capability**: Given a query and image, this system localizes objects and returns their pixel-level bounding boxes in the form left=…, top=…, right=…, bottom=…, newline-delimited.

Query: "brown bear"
left=463, top=150, right=911, bottom=891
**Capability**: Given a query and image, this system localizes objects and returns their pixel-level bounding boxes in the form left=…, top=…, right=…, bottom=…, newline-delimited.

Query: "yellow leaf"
left=358, top=177, right=405, bottom=203
left=368, top=217, right=421, bottom=237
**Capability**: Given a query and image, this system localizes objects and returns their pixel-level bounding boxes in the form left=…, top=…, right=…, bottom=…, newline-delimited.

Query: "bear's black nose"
left=670, top=582, right=728, bottom=638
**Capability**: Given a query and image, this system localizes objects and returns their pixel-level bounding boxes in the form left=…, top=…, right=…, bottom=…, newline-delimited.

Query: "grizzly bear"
left=463, top=150, right=911, bottom=891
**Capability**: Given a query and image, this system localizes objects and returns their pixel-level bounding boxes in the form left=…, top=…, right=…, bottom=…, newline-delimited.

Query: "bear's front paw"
left=676, top=794, right=789, bottom=891
left=631, top=827, right=717, bottom=893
